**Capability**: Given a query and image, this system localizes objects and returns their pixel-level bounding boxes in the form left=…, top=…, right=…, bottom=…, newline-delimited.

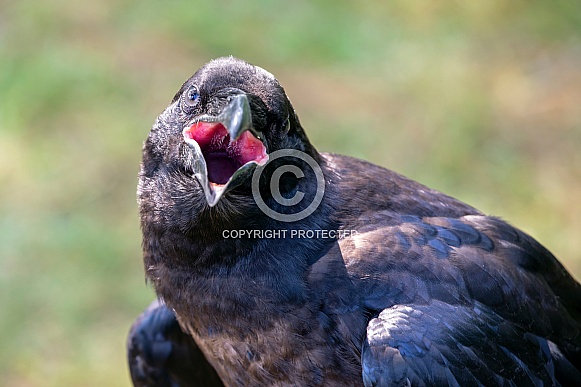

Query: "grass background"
left=1, top=0, right=580, bottom=385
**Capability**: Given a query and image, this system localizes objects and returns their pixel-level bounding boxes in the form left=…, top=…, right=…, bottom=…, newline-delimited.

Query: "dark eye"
left=184, top=86, right=200, bottom=107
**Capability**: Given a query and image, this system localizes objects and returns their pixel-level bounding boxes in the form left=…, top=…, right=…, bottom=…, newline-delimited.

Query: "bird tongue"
left=184, top=122, right=267, bottom=184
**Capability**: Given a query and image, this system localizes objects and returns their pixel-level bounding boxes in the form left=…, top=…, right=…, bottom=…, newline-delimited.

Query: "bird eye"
left=184, top=86, right=200, bottom=107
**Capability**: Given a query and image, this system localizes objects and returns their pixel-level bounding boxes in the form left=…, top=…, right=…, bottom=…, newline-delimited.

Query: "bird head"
left=140, top=57, right=318, bottom=219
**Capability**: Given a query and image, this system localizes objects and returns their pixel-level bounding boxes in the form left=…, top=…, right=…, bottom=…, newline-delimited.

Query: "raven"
left=129, top=56, right=581, bottom=386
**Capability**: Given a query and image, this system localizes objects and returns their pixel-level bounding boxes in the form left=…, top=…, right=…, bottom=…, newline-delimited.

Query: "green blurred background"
left=1, top=0, right=580, bottom=385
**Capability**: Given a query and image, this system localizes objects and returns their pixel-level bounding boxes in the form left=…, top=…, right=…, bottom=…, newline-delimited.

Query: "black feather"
left=129, top=57, right=581, bottom=386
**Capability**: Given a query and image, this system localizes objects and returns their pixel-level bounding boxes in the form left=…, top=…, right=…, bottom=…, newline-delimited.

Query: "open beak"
left=182, top=94, right=269, bottom=206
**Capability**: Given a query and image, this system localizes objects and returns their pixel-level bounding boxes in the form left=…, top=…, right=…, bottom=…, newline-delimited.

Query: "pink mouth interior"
left=184, top=122, right=267, bottom=184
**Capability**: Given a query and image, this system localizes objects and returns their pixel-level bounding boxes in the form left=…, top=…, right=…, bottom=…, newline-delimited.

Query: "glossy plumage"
left=128, top=57, right=581, bottom=386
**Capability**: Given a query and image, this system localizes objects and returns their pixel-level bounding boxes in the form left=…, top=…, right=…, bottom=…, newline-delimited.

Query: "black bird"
left=128, top=56, right=581, bottom=386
